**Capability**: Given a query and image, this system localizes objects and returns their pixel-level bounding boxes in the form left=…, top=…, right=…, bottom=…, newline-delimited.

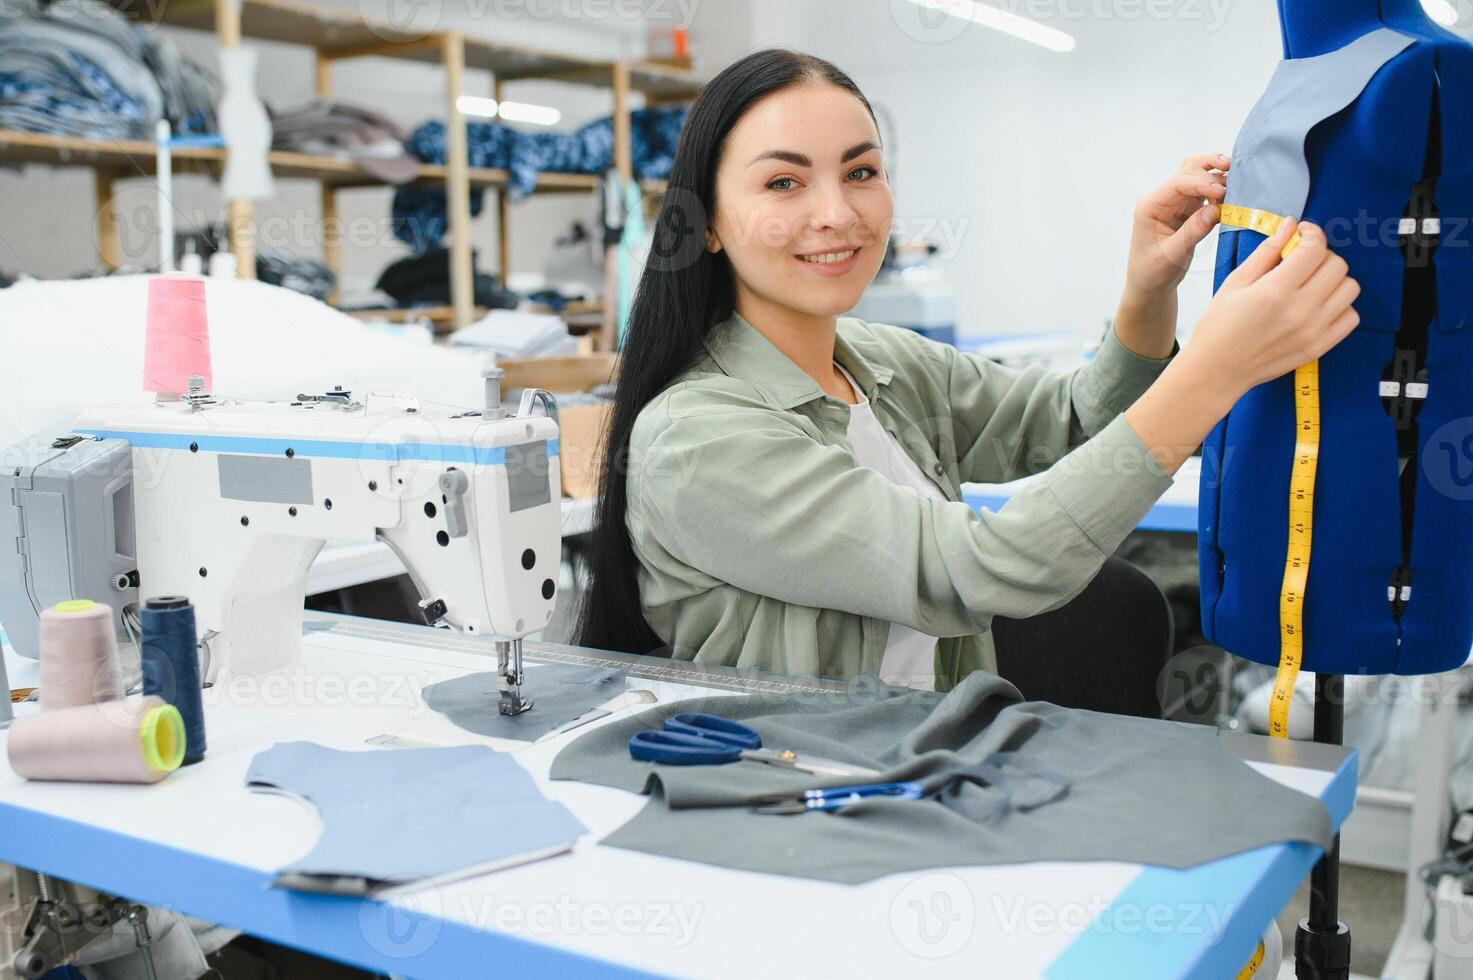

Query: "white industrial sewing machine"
left=0, top=367, right=561, bottom=716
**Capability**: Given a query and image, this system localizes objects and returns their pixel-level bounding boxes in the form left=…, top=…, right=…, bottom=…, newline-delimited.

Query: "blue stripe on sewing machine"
left=72, top=429, right=560, bottom=465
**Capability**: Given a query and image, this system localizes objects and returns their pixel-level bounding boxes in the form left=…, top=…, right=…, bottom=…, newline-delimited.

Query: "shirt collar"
left=703, top=309, right=895, bottom=410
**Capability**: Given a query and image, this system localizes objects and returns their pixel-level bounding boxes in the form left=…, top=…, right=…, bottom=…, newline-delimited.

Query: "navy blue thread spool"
left=140, top=595, right=206, bottom=764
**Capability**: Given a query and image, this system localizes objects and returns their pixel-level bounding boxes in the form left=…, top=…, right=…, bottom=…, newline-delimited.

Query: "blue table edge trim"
left=0, top=801, right=662, bottom=980
left=1045, top=745, right=1358, bottom=980
left=73, top=429, right=561, bottom=465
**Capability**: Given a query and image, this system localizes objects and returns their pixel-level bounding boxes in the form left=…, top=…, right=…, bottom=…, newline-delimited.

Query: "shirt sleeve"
left=947, top=326, right=1178, bottom=485
left=630, top=398, right=1175, bottom=638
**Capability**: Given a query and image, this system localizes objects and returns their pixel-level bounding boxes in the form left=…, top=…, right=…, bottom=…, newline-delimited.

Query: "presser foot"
left=498, top=687, right=535, bottom=716
left=495, top=639, right=534, bottom=716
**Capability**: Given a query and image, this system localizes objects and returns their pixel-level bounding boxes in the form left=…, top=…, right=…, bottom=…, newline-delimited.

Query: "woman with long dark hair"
left=576, top=48, right=1358, bottom=691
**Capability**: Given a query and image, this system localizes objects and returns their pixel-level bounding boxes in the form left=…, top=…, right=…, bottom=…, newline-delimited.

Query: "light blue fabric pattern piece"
left=246, top=742, right=587, bottom=893
left=1225, top=28, right=1415, bottom=217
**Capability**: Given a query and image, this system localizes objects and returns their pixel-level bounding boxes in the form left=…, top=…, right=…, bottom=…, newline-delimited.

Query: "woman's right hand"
left=1122, top=217, right=1362, bottom=477
left=1186, top=217, right=1361, bottom=397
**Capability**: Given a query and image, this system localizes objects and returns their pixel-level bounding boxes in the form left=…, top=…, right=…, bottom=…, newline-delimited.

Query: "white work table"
left=0, top=613, right=1354, bottom=979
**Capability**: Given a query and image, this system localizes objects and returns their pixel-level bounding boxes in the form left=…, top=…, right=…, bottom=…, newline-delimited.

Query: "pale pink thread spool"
left=7, top=695, right=185, bottom=784
left=38, top=600, right=123, bottom=710
left=142, top=275, right=212, bottom=397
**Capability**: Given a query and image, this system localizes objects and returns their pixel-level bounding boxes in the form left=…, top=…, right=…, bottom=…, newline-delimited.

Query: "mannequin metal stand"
left=1295, top=673, right=1351, bottom=979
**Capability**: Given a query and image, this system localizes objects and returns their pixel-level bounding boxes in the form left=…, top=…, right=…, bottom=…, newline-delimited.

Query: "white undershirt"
left=832, top=361, right=943, bottom=692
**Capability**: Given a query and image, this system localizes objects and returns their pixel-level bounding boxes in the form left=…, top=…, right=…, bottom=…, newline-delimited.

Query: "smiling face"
left=706, top=81, right=893, bottom=330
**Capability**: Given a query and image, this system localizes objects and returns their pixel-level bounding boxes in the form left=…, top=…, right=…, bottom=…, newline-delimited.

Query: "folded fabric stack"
left=269, top=100, right=420, bottom=184
left=0, top=0, right=218, bottom=140
left=448, top=309, right=576, bottom=359
left=391, top=104, right=688, bottom=252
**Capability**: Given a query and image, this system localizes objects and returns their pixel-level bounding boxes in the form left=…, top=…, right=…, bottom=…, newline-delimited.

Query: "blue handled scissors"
left=628, top=712, right=880, bottom=779
left=753, top=780, right=926, bottom=814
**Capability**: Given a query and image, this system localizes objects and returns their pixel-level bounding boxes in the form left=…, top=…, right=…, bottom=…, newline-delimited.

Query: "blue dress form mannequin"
left=1199, top=0, right=1473, bottom=676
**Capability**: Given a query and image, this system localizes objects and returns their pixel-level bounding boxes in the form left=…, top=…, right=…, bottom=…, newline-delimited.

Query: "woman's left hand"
left=1124, top=153, right=1229, bottom=301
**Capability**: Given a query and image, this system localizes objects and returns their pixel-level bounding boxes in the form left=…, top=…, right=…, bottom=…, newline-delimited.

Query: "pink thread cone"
left=143, top=275, right=212, bottom=395
left=39, top=600, right=123, bottom=710
left=7, top=696, right=184, bottom=784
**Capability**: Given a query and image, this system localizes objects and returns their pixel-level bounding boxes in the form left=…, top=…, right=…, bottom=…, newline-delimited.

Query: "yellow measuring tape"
left=1219, top=204, right=1311, bottom=740
left=1219, top=205, right=1303, bottom=253
left=1235, top=939, right=1267, bottom=980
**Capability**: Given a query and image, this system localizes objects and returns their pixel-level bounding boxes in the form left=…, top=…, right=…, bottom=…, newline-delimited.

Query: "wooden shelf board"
left=344, top=305, right=484, bottom=330
left=626, top=60, right=708, bottom=99
left=0, top=130, right=223, bottom=174
left=0, top=131, right=612, bottom=194
left=414, top=163, right=598, bottom=192
left=352, top=304, right=609, bottom=334
left=460, top=40, right=603, bottom=81
left=520, top=171, right=601, bottom=192
left=109, top=0, right=438, bottom=56
left=537, top=60, right=705, bottom=98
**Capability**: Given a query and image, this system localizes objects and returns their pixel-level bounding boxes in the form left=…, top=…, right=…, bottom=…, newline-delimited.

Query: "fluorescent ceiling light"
left=454, top=96, right=562, bottom=126
left=456, top=95, right=499, bottom=118
left=1422, top=0, right=1458, bottom=26
left=498, top=101, right=562, bottom=126
left=901, top=0, right=1076, bottom=52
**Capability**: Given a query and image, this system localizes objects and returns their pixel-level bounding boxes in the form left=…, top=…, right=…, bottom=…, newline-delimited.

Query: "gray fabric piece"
left=270, top=100, right=419, bottom=184
left=1225, top=28, right=1415, bottom=217
left=140, top=32, right=219, bottom=135
left=247, top=742, right=586, bottom=891
left=75, top=908, right=210, bottom=980
left=422, top=663, right=628, bottom=740
left=928, top=751, right=1070, bottom=821
left=550, top=671, right=1335, bottom=884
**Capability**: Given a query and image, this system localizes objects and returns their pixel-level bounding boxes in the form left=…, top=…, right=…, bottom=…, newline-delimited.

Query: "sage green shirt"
left=626, top=311, right=1178, bottom=690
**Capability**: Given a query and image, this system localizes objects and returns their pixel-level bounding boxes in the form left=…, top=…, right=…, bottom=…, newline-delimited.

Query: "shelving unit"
left=0, top=0, right=703, bottom=332
left=0, top=129, right=640, bottom=189
left=344, top=305, right=485, bottom=330
left=344, top=302, right=603, bottom=338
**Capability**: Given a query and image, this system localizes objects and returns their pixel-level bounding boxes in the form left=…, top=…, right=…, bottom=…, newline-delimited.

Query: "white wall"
left=0, top=0, right=743, bottom=296
left=743, top=0, right=1292, bottom=342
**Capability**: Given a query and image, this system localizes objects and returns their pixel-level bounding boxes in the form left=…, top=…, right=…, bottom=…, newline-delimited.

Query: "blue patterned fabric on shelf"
left=0, top=0, right=218, bottom=140
left=390, top=105, right=688, bottom=252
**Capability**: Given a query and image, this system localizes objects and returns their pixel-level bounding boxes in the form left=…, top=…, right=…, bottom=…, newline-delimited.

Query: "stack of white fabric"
left=448, top=309, right=577, bottom=360
left=0, top=274, right=488, bottom=449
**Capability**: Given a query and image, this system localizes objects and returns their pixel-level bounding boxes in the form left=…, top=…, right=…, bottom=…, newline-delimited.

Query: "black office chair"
left=991, top=556, right=1174, bottom=719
